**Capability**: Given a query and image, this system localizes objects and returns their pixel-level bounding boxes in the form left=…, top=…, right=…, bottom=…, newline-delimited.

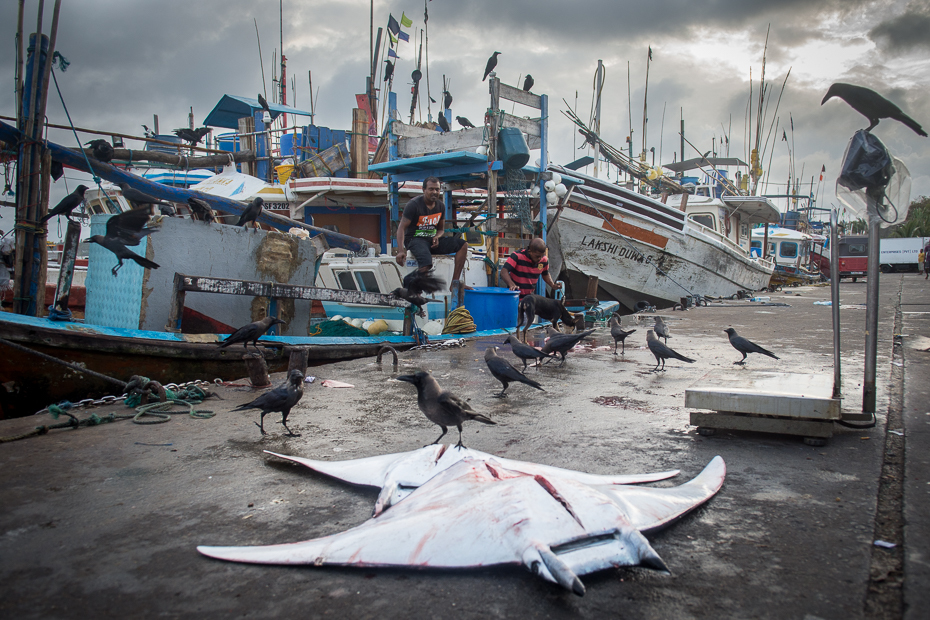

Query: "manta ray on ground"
left=198, top=446, right=725, bottom=596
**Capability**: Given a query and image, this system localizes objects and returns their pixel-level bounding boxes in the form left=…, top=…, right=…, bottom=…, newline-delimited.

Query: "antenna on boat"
left=255, top=19, right=268, bottom=102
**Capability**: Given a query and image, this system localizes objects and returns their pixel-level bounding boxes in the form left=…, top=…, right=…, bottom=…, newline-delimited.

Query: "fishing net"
left=501, top=166, right=534, bottom=233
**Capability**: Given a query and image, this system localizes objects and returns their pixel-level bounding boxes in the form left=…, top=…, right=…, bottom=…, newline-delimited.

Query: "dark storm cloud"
left=869, top=2, right=930, bottom=53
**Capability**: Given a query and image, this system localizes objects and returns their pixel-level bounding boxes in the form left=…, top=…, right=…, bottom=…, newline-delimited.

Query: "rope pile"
left=442, top=307, right=477, bottom=334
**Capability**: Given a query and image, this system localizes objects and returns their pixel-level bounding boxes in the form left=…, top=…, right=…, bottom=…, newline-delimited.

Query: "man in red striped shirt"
left=500, top=238, right=562, bottom=298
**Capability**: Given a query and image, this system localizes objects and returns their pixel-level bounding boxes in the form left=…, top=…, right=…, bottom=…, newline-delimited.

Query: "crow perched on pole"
left=85, top=139, right=114, bottom=162
left=821, top=83, right=927, bottom=137
left=483, top=51, right=501, bottom=81
left=523, top=74, right=534, bottom=92
left=437, top=114, right=451, bottom=133
left=41, top=185, right=88, bottom=223
left=456, top=116, right=476, bottom=129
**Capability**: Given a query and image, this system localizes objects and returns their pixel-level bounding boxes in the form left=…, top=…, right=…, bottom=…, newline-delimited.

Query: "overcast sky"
left=2, top=0, right=928, bottom=238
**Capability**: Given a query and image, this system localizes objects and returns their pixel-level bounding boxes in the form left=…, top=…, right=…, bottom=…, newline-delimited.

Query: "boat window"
left=689, top=213, right=715, bottom=230
left=465, top=230, right=484, bottom=245
left=779, top=242, right=799, bottom=259
left=354, top=270, right=381, bottom=293
left=336, top=271, right=357, bottom=290
left=751, top=240, right=761, bottom=249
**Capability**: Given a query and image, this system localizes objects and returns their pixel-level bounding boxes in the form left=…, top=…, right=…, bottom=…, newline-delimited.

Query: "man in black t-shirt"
left=395, top=177, right=468, bottom=291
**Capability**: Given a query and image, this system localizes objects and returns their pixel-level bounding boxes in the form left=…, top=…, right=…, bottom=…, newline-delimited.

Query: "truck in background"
left=879, top=237, right=929, bottom=273
left=837, top=235, right=869, bottom=281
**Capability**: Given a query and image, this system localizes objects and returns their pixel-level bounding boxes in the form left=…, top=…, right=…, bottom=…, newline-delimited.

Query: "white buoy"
left=476, top=145, right=488, bottom=155
left=555, top=183, right=567, bottom=197
left=531, top=185, right=540, bottom=197
left=546, top=191, right=559, bottom=205
left=544, top=180, right=556, bottom=192
left=551, top=172, right=562, bottom=185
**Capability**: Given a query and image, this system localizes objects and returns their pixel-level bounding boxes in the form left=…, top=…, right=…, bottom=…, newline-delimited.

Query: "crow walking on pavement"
left=484, top=346, right=543, bottom=397
left=821, top=83, right=927, bottom=136
left=397, top=371, right=496, bottom=449
left=724, top=327, right=779, bottom=364
left=232, top=369, right=305, bottom=437
left=218, top=315, right=286, bottom=352
left=653, top=316, right=671, bottom=343
left=608, top=315, right=636, bottom=354
left=646, top=329, right=694, bottom=371
left=503, top=333, right=554, bottom=370
left=542, top=327, right=595, bottom=367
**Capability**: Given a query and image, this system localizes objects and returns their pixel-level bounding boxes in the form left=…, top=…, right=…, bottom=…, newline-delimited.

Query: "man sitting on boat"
left=501, top=238, right=563, bottom=298
left=395, top=177, right=469, bottom=293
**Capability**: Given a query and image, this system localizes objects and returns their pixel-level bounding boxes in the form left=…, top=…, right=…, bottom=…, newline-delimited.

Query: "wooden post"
left=51, top=219, right=80, bottom=311
left=244, top=354, right=271, bottom=388
left=288, top=347, right=309, bottom=376
left=238, top=116, right=256, bottom=177
left=351, top=108, right=369, bottom=178
left=488, top=76, right=500, bottom=265
left=585, top=275, right=599, bottom=300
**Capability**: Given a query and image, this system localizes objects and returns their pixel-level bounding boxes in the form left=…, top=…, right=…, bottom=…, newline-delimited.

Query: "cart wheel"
left=696, top=427, right=716, bottom=436
left=803, top=437, right=827, bottom=447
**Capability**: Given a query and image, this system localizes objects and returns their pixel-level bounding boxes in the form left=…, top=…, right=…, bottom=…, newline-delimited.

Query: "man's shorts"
left=406, top=236, right=466, bottom=268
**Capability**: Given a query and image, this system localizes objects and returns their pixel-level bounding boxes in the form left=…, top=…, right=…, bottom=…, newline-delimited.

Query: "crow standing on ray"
left=483, top=51, right=501, bottom=81
left=437, top=114, right=451, bottom=133
left=237, top=197, right=264, bottom=227
left=503, top=333, right=554, bottom=370
left=608, top=315, right=636, bottom=354
left=484, top=346, right=543, bottom=398
left=86, top=207, right=160, bottom=276
left=646, top=329, right=694, bottom=372
left=218, top=315, right=286, bottom=352
left=456, top=116, right=476, bottom=129
left=724, top=328, right=779, bottom=365
left=41, top=185, right=88, bottom=223
left=187, top=196, right=216, bottom=223
left=523, top=74, right=534, bottom=92
left=397, top=371, right=496, bottom=448
left=85, top=139, right=114, bottom=163
left=232, top=369, right=305, bottom=437
left=821, top=83, right=927, bottom=137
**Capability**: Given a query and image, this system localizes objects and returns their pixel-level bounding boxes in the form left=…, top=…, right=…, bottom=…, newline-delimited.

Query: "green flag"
left=400, top=12, right=413, bottom=28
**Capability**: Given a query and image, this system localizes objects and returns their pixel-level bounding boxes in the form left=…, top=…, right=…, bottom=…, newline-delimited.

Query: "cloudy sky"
left=2, top=0, right=928, bottom=238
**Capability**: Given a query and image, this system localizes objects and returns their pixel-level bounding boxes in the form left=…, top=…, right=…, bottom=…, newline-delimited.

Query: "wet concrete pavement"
left=1, top=275, right=927, bottom=619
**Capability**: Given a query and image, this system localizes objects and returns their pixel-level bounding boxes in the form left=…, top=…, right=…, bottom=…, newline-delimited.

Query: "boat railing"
left=686, top=218, right=752, bottom=256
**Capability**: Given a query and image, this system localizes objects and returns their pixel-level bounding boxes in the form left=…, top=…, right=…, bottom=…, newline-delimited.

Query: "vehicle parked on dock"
left=837, top=235, right=868, bottom=281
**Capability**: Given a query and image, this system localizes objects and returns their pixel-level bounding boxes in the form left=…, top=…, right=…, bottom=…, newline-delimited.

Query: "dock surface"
left=1, top=275, right=928, bottom=619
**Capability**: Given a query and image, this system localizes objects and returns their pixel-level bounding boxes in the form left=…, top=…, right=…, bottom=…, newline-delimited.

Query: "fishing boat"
left=546, top=165, right=779, bottom=311
left=750, top=226, right=821, bottom=287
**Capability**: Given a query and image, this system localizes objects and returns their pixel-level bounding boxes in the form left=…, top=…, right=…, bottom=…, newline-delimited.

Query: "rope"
left=0, top=337, right=128, bottom=388
left=441, top=306, right=477, bottom=334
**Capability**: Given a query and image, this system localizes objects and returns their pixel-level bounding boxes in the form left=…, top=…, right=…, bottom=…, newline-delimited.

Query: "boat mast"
left=279, top=0, right=287, bottom=128
left=592, top=59, right=604, bottom=178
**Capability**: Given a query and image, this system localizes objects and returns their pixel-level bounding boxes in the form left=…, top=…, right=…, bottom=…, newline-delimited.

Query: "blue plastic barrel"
left=463, top=287, right=520, bottom=332
left=280, top=132, right=302, bottom=157
left=497, top=127, right=530, bottom=169
left=216, top=132, right=241, bottom=153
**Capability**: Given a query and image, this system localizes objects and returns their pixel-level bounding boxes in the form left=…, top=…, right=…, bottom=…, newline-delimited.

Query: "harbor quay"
left=1, top=275, right=927, bottom=619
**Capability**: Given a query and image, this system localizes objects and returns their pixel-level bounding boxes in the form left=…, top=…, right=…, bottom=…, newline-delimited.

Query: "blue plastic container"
left=497, top=127, right=530, bottom=169
left=216, top=132, right=241, bottom=153
left=463, top=287, right=519, bottom=332
left=280, top=132, right=302, bottom=157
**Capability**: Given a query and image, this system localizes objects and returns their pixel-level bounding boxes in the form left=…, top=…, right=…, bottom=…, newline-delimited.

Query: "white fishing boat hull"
left=547, top=168, right=775, bottom=311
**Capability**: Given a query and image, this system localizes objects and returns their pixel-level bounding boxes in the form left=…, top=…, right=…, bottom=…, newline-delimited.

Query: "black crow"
left=174, top=127, right=210, bottom=146
left=456, top=116, right=476, bottom=129
left=187, top=197, right=216, bottom=223
left=258, top=93, right=271, bottom=114
left=236, top=197, right=264, bottom=227
left=384, top=60, right=394, bottom=82
left=821, top=83, right=927, bottom=136
left=646, top=329, right=694, bottom=371
left=397, top=371, right=496, bottom=449
left=218, top=315, right=286, bottom=352
left=541, top=327, right=595, bottom=367
left=523, top=74, right=534, bottom=92
left=608, top=315, right=636, bottom=354
left=437, top=114, right=451, bottom=133
left=85, top=139, right=114, bottom=162
left=117, top=182, right=172, bottom=210
left=483, top=51, right=501, bottom=81
left=142, top=124, right=155, bottom=138
left=503, top=333, right=554, bottom=370
left=484, top=346, right=543, bottom=398
left=443, top=90, right=453, bottom=110
left=392, top=269, right=444, bottom=311
left=724, top=327, right=779, bottom=364
left=86, top=207, right=160, bottom=276
left=41, top=185, right=88, bottom=223
left=653, top=316, right=671, bottom=343
left=232, top=369, right=305, bottom=436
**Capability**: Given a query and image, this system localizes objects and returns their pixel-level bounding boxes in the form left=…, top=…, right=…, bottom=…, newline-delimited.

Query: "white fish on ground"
left=198, top=449, right=725, bottom=596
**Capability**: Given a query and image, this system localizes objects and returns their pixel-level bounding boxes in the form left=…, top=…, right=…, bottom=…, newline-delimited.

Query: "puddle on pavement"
left=593, top=395, right=651, bottom=409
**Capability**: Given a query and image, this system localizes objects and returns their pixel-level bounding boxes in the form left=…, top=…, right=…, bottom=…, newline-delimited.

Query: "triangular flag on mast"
left=388, top=31, right=398, bottom=45
left=387, top=15, right=400, bottom=35
left=398, top=30, right=409, bottom=42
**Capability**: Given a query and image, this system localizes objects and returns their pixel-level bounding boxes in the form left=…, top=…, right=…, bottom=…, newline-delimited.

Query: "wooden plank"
left=500, top=113, right=541, bottom=138
left=351, top=108, right=369, bottom=177
left=398, top=127, right=486, bottom=157
left=499, top=83, right=542, bottom=110
left=689, top=411, right=834, bottom=438
left=392, top=121, right=441, bottom=138
left=485, top=218, right=524, bottom=234
left=585, top=276, right=600, bottom=299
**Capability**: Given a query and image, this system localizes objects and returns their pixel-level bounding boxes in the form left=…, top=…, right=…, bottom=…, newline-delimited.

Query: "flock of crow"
left=226, top=301, right=780, bottom=446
